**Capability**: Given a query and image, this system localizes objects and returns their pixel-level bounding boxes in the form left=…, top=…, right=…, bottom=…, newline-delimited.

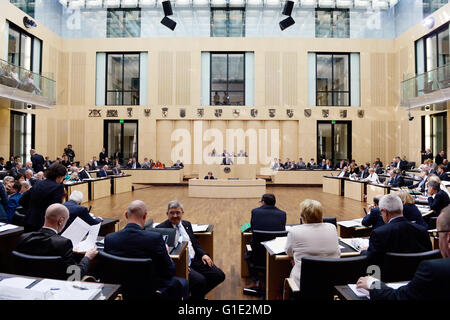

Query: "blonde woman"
left=397, top=190, right=428, bottom=228
left=285, top=199, right=340, bottom=288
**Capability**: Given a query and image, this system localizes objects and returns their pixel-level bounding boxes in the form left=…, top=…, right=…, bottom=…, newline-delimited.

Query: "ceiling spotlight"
left=423, top=17, right=435, bottom=29
left=282, top=1, right=294, bottom=16
left=161, top=16, right=177, bottom=30
left=23, top=16, right=37, bottom=28
left=279, top=16, right=295, bottom=31
left=408, top=111, right=414, bottom=121
left=425, top=104, right=431, bottom=111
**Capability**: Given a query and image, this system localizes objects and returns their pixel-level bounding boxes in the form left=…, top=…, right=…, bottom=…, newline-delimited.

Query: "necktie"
left=177, top=224, right=191, bottom=266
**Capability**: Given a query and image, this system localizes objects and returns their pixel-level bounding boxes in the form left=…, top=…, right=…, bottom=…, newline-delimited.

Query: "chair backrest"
left=97, top=250, right=154, bottom=300
left=322, top=217, right=337, bottom=227
left=11, top=250, right=66, bottom=280
left=145, top=227, right=177, bottom=248
left=299, top=255, right=369, bottom=300
left=382, top=249, right=442, bottom=282
left=407, top=162, right=416, bottom=170
left=12, top=211, right=25, bottom=226
left=251, top=230, right=288, bottom=267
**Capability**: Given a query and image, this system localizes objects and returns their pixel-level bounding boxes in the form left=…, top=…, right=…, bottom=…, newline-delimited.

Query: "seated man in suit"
left=338, top=166, right=350, bottom=178
left=104, top=200, right=188, bottom=300
left=204, top=172, right=215, bottom=180
left=387, top=169, right=405, bottom=187
left=357, top=205, right=450, bottom=300
left=307, top=158, right=316, bottom=169
left=245, top=193, right=286, bottom=292
left=408, top=169, right=428, bottom=193
left=16, top=203, right=97, bottom=278
left=296, top=158, right=306, bottom=169
left=157, top=200, right=225, bottom=300
left=361, top=194, right=431, bottom=268
left=399, top=155, right=409, bottom=171
left=79, top=165, right=92, bottom=180
left=127, top=157, right=141, bottom=169
left=112, top=163, right=123, bottom=176
left=427, top=180, right=450, bottom=217
left=362, top=195, right=385, bottom=230
left=97, top=165, right=108, bottom=177
left=62, top=191, right=102, bottom=232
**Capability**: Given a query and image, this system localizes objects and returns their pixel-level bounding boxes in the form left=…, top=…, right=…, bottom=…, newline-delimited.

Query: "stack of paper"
left=73, top=223, right=101, bottom=252
left=337, top=219, right=363, bottom=228
left=261, top=237, right=287, bottom=255
left=348, top=281, right=409, bottom=299
left=0, top=277, right=36, bottom=289
left=339, top=238, right=369, bottom=251
left=31, top=279, right=103, bottom=300
left=0, top=223, right=19, bottom=233
left=192, top=224, right=209, bottom=232
left=61, top=217, right=100, bottom=251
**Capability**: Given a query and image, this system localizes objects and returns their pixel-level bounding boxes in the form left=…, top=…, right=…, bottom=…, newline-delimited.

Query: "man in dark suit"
left=362, top=194, right=432, bottom=268
left=387, top=169, right=404, bottom=187
left=246, top=194, right=286, bottom=291
left=97, top=165, right=108, bottom=177
left=399, top=156, right=409, bottom=171
left=204, top=172, right=215, bottom=179
left=435, top=150, right=445, bottom=166
left=62, top=191, right=102, bottom=233
left=105, top=200, right=188, bottom=300
left=99, top=147, right=107, bottom=165
left=427, top=180, right=450, bottom=217
left=157, top=200, right=225, bottom=300
left=30, top=149, right=45, bottom=173
left=64, top=144, right=75, bottom=163
left=16, top=203, right=98, bottom=278
left=408, top=169, right=428, bottom=192
left=112, top=163, right=122, bottom=176
left=357, top=205, right=450, bottom=300
left=79, top=166, right=92, bottom=180
left=362, top=195, right=385, bottom=230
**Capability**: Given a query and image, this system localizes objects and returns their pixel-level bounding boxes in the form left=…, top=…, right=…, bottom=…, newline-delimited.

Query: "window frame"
left=315, top=8, right=350, bottom=39
left=315, top=52, right=351, bottom=107
left=210, top=7, right=246, bottom=37
left=103, top=120, right=139, bottom=162
left=106, top=8, right=141, bottom=38
left=415, top=22, right=449, bottom=74
left=105, top=52, right=141, bottom=106
left=7, top=21, right=42, bottom=74
left=209, top=52, right=246, bottom=106
left=421, top=111, right=447, bottom=157
left=10, top=110, right=35, bottom=161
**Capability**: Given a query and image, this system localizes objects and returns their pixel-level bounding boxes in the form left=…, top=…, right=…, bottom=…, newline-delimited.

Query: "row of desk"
left=64, top=175, right=132, bottom=204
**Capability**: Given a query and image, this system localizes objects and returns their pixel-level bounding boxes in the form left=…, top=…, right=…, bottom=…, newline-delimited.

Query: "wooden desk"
left=0, top=225, right=24, bottom=273
left=121, top=169, right=183, bottom=184
left=334, top=285, right=368, bottom=300
left=88, top=170, right=98, bottom=178
left=366, top=184, right=390, bottom=203
left=111, top=175, right=132, bottom=194
left=199, top=164, right=257, bottom=180
left=0, top=272, right=120, bottom=300
left=170, top=241, right=189, bottom=279
left=271, top=170, right=331, bottom=185
left=241, top=232, right=252, bottom=278
left=64, top=181, right=89, bottom=204
left=90, top=178, right=111, bottom=200
left=189, top=178, right=266, bottom=199
left=339, top=224, right=372, bottom=238
left=194, top=225, right=214, bottom=260
left=322, top=176, right=343, bottom=196
left=99, top=218, right=119, bottom=237
left=344, top=180, right=366, bottom=202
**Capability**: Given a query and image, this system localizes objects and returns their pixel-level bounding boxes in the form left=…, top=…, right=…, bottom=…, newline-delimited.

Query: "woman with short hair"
left=285, top=199, right=340, bottom=288
left=397, top=190, right=428, bottom=228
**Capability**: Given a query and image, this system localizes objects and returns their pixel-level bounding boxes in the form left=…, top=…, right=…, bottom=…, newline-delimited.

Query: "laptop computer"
left=144, top=226, right=178, bottom=253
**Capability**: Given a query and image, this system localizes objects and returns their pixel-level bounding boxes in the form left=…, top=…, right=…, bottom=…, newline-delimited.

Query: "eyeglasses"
left=430, top=230, right=450, bottom=238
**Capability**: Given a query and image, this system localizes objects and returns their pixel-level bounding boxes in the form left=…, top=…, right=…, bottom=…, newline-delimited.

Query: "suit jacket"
left=204, top=175, right=215, bottom=179
left=435, top=154, right=444, bottom=166
left=375, top=167, right=384, bottom=175
left=16, top=227, right=91, bottom=277
left=361, top=207, right=385, bottom=230
left=105, top=223, right=175, bottom=287
left=6, top=192, right=22, bottom=223
left=0, top=183, right=8, bottom=223
left=24, top=179, right=65, bottom=231
left=370, top=258, right=450, bottom=300
left=364, top=217, right=432, bottom=267
left=127, top=162, right=141, bottom=169
left=428, top=190, right=450, bottom=216
left=31, top=153, right=45, bottom=173
left=399, top=160, right=409, bottom=171
left=97, top=168, right=108, bottom=177
left=5, top=161, right=15, bottom=171
left=156, top=220, right=207, bottom=259
left=99, top=152, right=107, bottom=163
left=402, top=204, right=428, bottom=228
left=408, top=177, right=427, bottom=192
left=79, top=170, right=90, bottom=180
left=62, top=200, right=101, bottom=233
left=112, top=167, right=121, bottom=175
left=250, top=205, right=286, bottom=249
left=389, top=175, right=405, bottom=187
left=437, top=172, right=448, bottom=181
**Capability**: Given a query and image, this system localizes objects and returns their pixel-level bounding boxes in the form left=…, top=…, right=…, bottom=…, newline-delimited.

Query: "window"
left=106, top=53, right=140, bottom=106
left=9, top=0, right=35, bottom=18
left=422, top=112, right=447, bottom=159
left=10, top=110, right=35, bottom=163
left=315, top=9, right=349, bottom=38
left=415, top=23, right=449, bottom=73
left=423, top=0, right=448, bottom=18
left=316, top=53, right=350, bottom=106
left=211, top=8, right=245, bottom=37
left=317, top=121, right=352, bottom=166
left=107, top=9, right=141, bottom=38
left=104, top=120, right=138, bottom=163
left=210, top=53, right=245, bottom=106
left=7, top=22, right=42, bottom=73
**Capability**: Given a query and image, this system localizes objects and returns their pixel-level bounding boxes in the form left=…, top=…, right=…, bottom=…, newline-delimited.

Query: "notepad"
left=261, top=237, right=287, bottom=255
left=348, top=281, right=409, bottom=299
left=337, top=219, right=363, bottom=228
left=61, top=217, right=91, bottom=248
left=240, top=222, right=251, bottom=232
left=0, top=224, right=19, bottom=233
left=192, top=224, right=209, bottom=232
left=31, top=279, right=103, bottom=300
left=339, top=238, right=369, bottom=251
left=0, top=277, right=36, bottom=289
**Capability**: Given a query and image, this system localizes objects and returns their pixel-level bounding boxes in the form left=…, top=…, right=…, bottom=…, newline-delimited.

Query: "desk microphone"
left=88, top=206, right=92, bottom=213
left=363, top=208, right=368, bottom=216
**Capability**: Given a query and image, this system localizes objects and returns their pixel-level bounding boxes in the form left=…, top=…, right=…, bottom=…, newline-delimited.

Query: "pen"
left=72, top=285, right=88, bottom=290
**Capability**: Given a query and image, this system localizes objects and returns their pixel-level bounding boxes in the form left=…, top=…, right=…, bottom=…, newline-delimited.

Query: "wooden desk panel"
left=171, top=242, right=189, bottom=279
left=241, top=232, right=252, bottom=278
left=113, top=175, right=132, bottom=194
left=366, top=184, right=389, bottom=203
left=344, top=180, right=365, bottom=202
left=195, top=229, right=214, bottom=261
left=0, top=225, right=24, bottom=273
left=122, top=169, right=183, bottom=184
left=199, top=165, right=257, bottom=180
left=91, top=178, right=111, bottom=200
left=271, top=170, right=331, bottom=185
left=189, top=179, right=266, bottom=199
left=266, top=253, right=292, bottom=300
left=322, top=176, right=342, bottom=195
left=65, top=182, right=89, bottom=204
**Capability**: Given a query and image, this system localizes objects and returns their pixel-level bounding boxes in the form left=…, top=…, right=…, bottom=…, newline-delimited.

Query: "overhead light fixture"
left=336, top=0, right=352, bottom=8
left=161, top=1, right=176, bottom=30
left=299, top=0, right=316, bottom=8
left=280, top=16, right=295, bottom=30
left=423, top=16, right=435, bottom=29
left=175, top=0, right=192, bottom=6
left=229, top=0, right=246, bottom=6
left=68, top=0, right=85, bottom=9
left=354, top=0, right=371, bottom=9
left=23, top=16, right=37, bottom=28
left=247, top=0, right=264, bottom=5
left=372, top=0, right=388, bottom=9
left=211, top=0, right=228, bottom=6
left=266, top=0, right=281, bottom=6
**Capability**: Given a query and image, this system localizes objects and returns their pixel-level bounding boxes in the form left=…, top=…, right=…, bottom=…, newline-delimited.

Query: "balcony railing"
left=401, top=64, right=450, bottom=109
left=0, top=58, right=56, bottom=108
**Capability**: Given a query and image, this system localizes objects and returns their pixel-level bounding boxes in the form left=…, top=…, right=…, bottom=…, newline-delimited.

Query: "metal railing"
left=401, top=64, right=450, bottom=109
left=0, top=58, right=56, bottom=107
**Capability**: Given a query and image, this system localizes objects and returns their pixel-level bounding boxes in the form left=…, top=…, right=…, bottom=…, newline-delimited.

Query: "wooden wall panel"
left=46, top=118, right=56, bottom=160
left=280, top=121, right=298, bottom=162
left=56, top=119, right=68, bottom=158
left=70, top=52, right=86, bottom=106
left=175, top=52, right=191, bottom=106
left=387, top=120, right=398, bottom=160
left=265, top=52, right=280, bottom=106
left=399, top=46, right=410, bottom=80
left=156, top=120, right=174, bottom=164
left=387, top=53, right=398, bottom=107
left=371, top=120, right=386, bottom=164
left=282, top=52, right=297, bottom=106
left=158, top=52, right=173, bottom=105
left=70, top=120, right=85, bottom=164
left=370, top=53, right=386, bottom=107
left=400, top=119, right=409, bottom=158
left=57, top=52, right=69, bottom=105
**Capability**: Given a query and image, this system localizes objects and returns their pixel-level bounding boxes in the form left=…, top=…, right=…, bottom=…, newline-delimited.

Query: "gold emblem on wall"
left=127, top=108, right=133, bottom=117
left=358, top=110, right=365, bottom=118
left=304, top=109, right=312, bottom=118
left=233, top=109, right=240, bottom=118
left=180, top=108, right=186, bottom=118
left=322, top=109, right=329, bottom=118
left=214, top=109, right=222, bottom=118
left=106, top=110, right=118, bottom=117
left=88, top=109, right=101, bottom=117
left=251, top=109, right=258, bottom=118
left=144, top=109, right=151, bottom=117
left=286, top=109, right=294, bottom=118
left=269, top=109, right=276, bottom=118
left=340, top=110, right=347, bottom=118
left=197, top=108, right=204, bottom=118
left=162, top=107, right=168, bottom=118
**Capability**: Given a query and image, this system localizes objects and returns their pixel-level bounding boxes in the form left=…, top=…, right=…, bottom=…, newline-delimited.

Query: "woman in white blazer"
left=285, top=199, right=340, bottom=288
left=364, top=168, right=380, bottom=184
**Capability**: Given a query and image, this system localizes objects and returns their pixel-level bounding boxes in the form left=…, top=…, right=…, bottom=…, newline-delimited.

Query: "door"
left=104, top=120, right=138, bottom=163
left=317, top=121, right=352, bottom=166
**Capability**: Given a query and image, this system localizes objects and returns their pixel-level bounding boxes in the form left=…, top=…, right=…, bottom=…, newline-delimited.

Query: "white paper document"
left=0, top=224, right=19, bottom=233
left=339, top=238, right=369, bottom=251
left=0, top=277, right=36, bottom=289
left=348, top=282, right=409, bottom=299
left=0, top=286, right=47, bottom=300
left=261, top=236, right=287, bottom=255
left=192, top=224, right=209, bottom=232
left=73, top=222, right=101, bottom=252
left=61, top=217, right=91, bottom=248
left=337, top=219, right=363, bottom=228
left=31, top=279, right=103, bottom=300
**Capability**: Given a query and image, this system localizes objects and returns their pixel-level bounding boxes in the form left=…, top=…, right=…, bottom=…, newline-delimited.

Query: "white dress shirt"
left=173, top=222, right=195, bottom=264
left=365, top=173, right=380, bottom=184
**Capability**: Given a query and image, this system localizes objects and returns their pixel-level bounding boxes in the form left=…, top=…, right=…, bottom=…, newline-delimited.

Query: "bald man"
left=16, top=203, right=98, bottom=279
left=104, top=200, right=188, bottom=300
left=357, top=205, right=450, bottom=300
